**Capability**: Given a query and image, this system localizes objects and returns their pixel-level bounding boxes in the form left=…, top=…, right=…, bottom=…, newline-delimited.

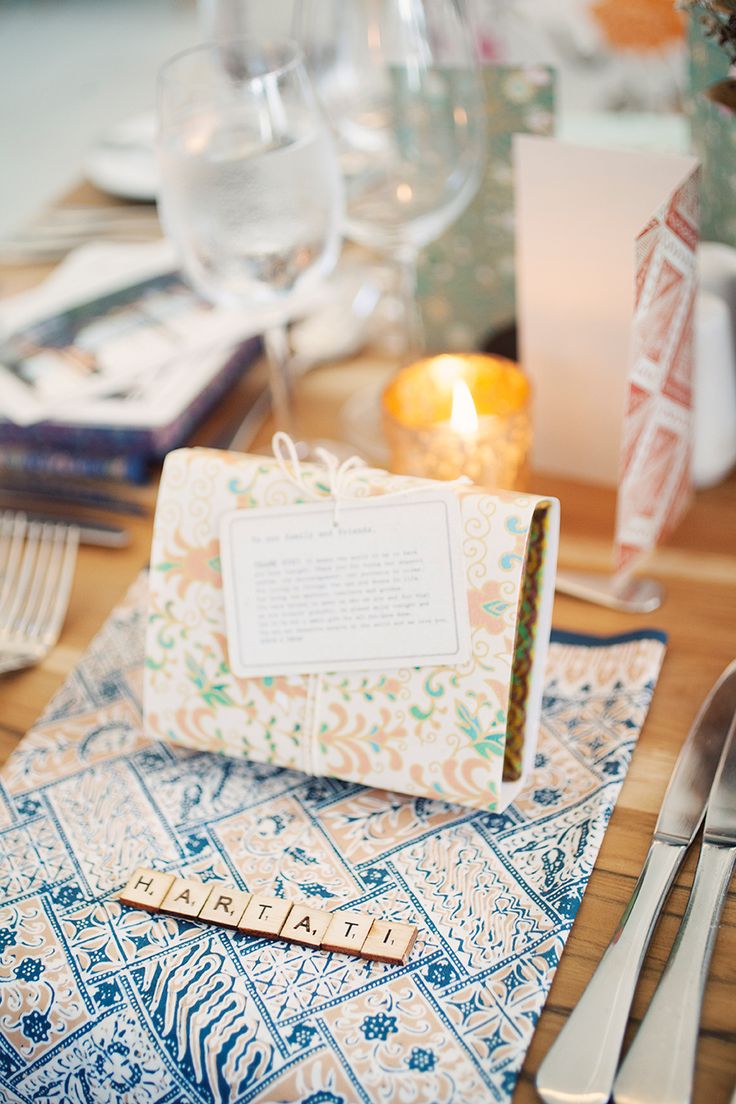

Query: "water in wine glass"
left=159, top=112, right=342, bottom=308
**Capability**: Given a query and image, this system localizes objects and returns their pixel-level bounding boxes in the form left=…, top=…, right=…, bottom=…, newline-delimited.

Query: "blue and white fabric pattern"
left=0, top=577, right=666, bottom=1103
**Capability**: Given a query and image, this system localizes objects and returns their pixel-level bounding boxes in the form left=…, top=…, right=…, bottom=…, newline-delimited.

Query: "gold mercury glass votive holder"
left=381, top=353, right=532, bottom=489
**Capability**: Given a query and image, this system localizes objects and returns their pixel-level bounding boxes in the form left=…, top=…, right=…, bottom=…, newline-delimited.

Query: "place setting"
left=0, top=2, right=735, bottom=1103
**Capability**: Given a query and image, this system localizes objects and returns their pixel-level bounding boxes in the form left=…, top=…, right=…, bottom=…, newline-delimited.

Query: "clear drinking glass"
left=293, top=0, right=486, bottom=353
left=156, top=37, right=343, bottom=437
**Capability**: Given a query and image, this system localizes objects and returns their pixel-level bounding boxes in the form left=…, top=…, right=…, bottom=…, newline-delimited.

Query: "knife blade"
left=613, top=711, right=736, bottom=1104
left=536, top=659, right=736, bottom=1104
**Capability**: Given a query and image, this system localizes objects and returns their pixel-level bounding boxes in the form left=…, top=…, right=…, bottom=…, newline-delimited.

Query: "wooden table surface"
left=1, top=204, right=735, bottom=1102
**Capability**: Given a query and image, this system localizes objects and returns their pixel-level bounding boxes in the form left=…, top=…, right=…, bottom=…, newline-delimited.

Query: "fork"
left=0, top=511, right=79, bottom=675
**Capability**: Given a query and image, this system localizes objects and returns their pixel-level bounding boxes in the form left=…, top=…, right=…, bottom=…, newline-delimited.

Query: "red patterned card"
left=515, top=137, right=699, bottom=574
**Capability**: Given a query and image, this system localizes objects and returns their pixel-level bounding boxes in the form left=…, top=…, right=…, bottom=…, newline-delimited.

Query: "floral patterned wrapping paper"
left=143, top=448, right=559, bottom=813
left=0, top=575, right=666, bottom=1103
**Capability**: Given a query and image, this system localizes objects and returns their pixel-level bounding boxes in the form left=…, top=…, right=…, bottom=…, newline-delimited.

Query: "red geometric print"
left=642, top=259, right=685, bottom=364
left=662, top=296, right=694, bottom=408
left=635, top=219, right=659, bottom=308
left=665, top=178, right=699, bottom=252
left=614, top=542, right=642, bottom=575
left=630, top=424, right=679, bottom=519
left=620, top=384, right=653, bottom=479
left=660, top=445, right=692, bottom=541
left=614, top=165, right=697, bottom=574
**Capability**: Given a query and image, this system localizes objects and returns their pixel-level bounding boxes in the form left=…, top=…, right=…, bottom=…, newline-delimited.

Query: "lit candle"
left=381, top=353, right=531, bottom=488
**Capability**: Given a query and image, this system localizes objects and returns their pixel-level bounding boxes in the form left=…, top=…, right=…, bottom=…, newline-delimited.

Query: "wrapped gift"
left=144, top=445, right=559, bottom=811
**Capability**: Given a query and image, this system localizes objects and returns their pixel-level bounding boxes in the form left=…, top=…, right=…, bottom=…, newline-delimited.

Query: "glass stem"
left=396, top=247, right=424, bottom=360
left=264, top=324, right=298, bottom=439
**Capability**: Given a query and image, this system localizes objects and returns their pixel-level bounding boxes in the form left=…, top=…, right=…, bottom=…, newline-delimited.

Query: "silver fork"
left=0, top=511, right=79, bottom=675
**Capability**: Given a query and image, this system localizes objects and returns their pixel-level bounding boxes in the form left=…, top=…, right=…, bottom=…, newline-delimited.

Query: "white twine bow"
left=272, top=430, right=471, bottom=527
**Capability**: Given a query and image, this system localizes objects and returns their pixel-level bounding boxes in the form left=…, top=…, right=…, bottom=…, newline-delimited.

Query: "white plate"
left=84, top=112, right=158, bottom=201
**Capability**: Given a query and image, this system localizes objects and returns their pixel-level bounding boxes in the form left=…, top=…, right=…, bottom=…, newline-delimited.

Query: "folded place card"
left=515, top=135, right=700, bottom=574
left=144, top=446, right=559, bottom=811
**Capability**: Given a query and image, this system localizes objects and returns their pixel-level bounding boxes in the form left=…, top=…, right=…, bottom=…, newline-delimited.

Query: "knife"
left=613, top=710, right=736, bottom=1104
left=536, top=659, right=736, bottom=1104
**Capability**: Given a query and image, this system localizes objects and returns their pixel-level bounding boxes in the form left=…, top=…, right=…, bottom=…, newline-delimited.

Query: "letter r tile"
left=238, top=894, right=292, bottom=937
left=360, top=919, right=417, bottom=964
left=321, top=910, right=373, bottom=955
left=118, top=867, right=175, bottom=912
left=198, top=886, right=251, bottom=927
left=160, top=877, right=212, bottom=918
left=280, top=904, right=332, bottom=948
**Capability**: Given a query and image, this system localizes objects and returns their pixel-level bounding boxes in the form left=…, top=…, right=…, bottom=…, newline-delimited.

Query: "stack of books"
left=0, top=253, right=262, bottom=507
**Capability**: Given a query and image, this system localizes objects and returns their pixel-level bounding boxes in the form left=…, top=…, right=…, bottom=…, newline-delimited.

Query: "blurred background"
left=0, top=0, right=697, bottom=240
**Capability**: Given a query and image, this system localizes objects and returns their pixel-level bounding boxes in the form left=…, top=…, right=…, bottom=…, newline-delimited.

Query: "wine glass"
left=156, top=37, right=343, bottom=441
left=292, top=0, right=486, bottom=355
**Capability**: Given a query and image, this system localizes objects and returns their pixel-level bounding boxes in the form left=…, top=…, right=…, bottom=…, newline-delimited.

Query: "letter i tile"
left=160, top=877, right=212, bottom=919
left=118, top=868, right=175, bottom=911
left=280, top=904, right=332, bottom=948
left=360, top=919, right=417, bottom=964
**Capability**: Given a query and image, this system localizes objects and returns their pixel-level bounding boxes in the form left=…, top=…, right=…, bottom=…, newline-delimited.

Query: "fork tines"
left=0, top=511, right=79, bottom=674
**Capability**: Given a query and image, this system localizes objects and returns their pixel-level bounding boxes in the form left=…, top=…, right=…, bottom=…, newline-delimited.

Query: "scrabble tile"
left=238, top=894, right=292, bottom=938
left=198, top=886, right=251, bottom=927
left=321, top=910, right=374, bottom=955
left=118, top=867, right=175, bottom=912
left=160, top=877, right=212, bottom=919
left=280, top=904, right=332, bottom=948
left=360, top=919, right=417, bottom=964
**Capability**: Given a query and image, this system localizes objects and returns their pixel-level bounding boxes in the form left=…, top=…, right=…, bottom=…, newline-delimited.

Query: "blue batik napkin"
left=0, top=576, right=665, bottom=1103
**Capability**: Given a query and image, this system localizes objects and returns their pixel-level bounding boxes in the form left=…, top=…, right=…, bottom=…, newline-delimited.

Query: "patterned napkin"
left=0, top=576, right=665, bottom=1104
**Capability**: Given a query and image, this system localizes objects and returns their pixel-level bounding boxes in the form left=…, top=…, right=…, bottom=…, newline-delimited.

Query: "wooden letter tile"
left=280, top=904, right=332, bottom=948
left=160, top=877, right=212, bottom=919
left=238, top=894, right=292, bottom=938
left=198, top=887, right=251, bottom=928
left=321, top=910, right=374, bottom=955
left=118, top=868, right=175, bottom=912
left=360, top=919, right=417, bottom=964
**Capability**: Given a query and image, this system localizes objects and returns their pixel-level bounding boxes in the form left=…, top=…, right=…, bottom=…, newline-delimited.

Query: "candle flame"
left=450, top=378, right=478, bottom=435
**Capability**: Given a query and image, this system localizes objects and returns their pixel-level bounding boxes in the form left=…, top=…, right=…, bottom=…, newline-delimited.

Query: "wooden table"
left=2, top=217, right=735, bottom=1102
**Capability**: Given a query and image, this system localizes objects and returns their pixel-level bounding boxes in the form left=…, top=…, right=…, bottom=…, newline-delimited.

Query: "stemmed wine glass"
left=292, top=0, right=486, bottom=354
left=156, top=37, right=344, bottom=441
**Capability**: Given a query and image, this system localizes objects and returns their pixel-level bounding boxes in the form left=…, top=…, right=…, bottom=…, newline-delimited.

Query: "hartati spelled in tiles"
left=238, top=894, right=293, bottom=937
left=161, top=877, right=213, bottom=918
left=116, top=869, right=418, bottom=963
left=118, top=868, right=175, bottom=911
left=322, top=909, right=374, bottom=955
left=280, top=904, right=332, bottom=948
left=198, top=886, right=251, bottom=927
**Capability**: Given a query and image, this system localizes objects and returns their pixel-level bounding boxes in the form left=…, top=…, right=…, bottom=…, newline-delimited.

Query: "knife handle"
left=536, top=839, right=685, bottom=1104
left=614, top=840, right=736, bottom=1104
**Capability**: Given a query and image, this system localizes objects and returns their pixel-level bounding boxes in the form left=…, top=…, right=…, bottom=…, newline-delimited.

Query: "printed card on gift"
left=144, top=447, right=559, bottom=812
left=514, top=136, right=699, bottom=573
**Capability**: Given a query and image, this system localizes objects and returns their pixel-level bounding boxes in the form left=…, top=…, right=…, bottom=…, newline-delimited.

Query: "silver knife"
left=536, top=659, right=736, bottom=1104
left=613, top=710, right=736, bottom=1104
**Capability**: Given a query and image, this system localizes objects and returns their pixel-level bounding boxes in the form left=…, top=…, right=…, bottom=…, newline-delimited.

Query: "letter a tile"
left=238, top=894, right=292, bottom=937
left=280, top=904, right=332, bottom=948
left=198, top=887, right=251, bottom=927
left=118, top=868, right=175, bottom=912
left=321, top=910, right=373, bottom=955
left=360, top=919, right=417, bottom=964
left=160, top=877, right=212, bottom=918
